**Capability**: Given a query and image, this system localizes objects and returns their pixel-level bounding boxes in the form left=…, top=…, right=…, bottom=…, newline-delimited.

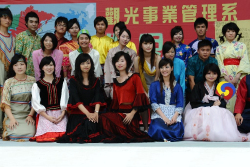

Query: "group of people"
left=0, top=7, right=250, bottom=143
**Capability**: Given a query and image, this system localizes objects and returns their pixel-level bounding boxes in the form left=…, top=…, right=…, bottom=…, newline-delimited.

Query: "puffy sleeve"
left=67, top=78, right=83, bottom=110
left=0, top=79, right=11, bottom=111
left=216, top=46, right=227, bottom=77
left=149, top=82, right=160, bottom=112
left=104, top=51, right=112, bottom=84
left=55, top=50, right=63, bottom=78
left=60, top=79, right=69, bottom=111
left=132, top=74, right=150, bottom=111
left=15, top=33, right=23, bottom=54
left=175, top=84, right=184, bottom=114
left=69, top=51, right=76, bottom=76
left=89, top=79, right=107, bottom=107
left=93, top=51, right=103, bottom=77
left=31, top=83, right=46, bottom=113
left=234, top=76, right=247, bottom=114
left=236, top=43, right=250, bottom=75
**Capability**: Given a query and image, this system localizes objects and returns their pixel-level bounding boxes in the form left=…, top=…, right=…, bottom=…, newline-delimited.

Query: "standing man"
left=189, top=17, right=218, bottom=57
left=54, top=16, right=68, bottom=49
left=0, top=8, right=15, bottom=138
left=90, top=16, right=113, bottom=84
left=15, top=11, right=41, bottom=76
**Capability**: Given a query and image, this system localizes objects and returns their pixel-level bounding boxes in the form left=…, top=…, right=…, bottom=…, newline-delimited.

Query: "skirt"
left=148, top=118, right=184, bottom=142
left=183, top=103, right=250, bottom=142
left=99, top=112, right=153, bottom=143
left=57, top=114, right=106, bottom=143
left=30, top=109, right=67, bottom=142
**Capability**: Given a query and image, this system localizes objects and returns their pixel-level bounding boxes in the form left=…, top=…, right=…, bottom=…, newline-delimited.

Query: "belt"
left=223, top=58, right=240, bottom=66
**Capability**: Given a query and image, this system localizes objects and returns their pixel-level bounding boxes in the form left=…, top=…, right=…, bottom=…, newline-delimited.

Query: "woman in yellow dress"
left=216, top=22, right=250, bottom=112
left=108, top=21, right=137, bottom=53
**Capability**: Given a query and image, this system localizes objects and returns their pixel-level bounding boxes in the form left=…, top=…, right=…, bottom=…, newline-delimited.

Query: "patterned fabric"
left=175, top=43, right=192, bottom=67
left=0, top=76, right=36, bottom=141
left=108, top=41, right=137, bottom=53
left=186, top=55, right=218, bottom=90
left=15, top=30, right=41, bottom=76
left=216, top=40, right=250, bottom=112
left=55, top=33, right=69, bottom=49
left=90, top=35, right=113, bottom=64
left=188, top=37, right=219, bottom=57
left=104, top=46, right=136, bottom=84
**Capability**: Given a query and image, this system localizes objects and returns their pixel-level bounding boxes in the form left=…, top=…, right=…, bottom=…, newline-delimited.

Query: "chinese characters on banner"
left=105, top=2, right=238, bottom=53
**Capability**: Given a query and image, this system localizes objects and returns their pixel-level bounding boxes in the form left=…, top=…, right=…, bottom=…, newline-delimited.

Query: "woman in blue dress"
left=148, top=58, right=184, bottom=142
left=162, top=41, right=185, bottom=96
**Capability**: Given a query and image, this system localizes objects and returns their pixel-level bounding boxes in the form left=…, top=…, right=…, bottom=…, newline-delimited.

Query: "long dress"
left=184, top=81, right=250, bottom=142
left=0, top=32, right=15, bottom=132
left=216, top=40, right=250, bottom=112
left=30, top=78, right=69, bottom=142
left=99, top=73, right=153, bottom=142
left=0, top=76, right=36, bottom=141
left=57, top=77, right=107, bottom=143
left=148, top=81, right=184, bottom=142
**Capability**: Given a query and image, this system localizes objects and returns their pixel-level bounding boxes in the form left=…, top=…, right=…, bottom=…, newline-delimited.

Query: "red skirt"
left=99, top=112, right=153, bottom=143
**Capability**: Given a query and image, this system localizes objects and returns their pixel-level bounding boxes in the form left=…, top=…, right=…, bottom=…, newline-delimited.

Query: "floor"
left=1, top=140, right=250, bottom=167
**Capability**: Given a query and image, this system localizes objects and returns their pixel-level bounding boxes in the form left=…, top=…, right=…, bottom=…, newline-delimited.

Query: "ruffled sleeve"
left=67, top=78, right=83, bottom=110
left=60, top=79, right=69, bottom=111
left=149, top=81, right=160, bottom=112
left=132, top=74, right=150, bottom=111
left=31, top=83, right=46, bottom=113
left=89, top=79, right=107, bottom=107
left=0, top=79, right=12, bottom=111
left=234, top=76, right=247, bottom=114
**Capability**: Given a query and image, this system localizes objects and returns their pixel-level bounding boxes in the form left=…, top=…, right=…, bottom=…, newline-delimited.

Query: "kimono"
left=216, top=40, right=250, bottom=112
left=148, top=81, right=184, bottom=142
left=184, top=81, right=250, bottom=142
left=175, top=43, right=192, bottom=67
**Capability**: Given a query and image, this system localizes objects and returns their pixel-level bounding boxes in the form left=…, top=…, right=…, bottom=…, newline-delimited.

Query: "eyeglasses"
left=57, top=24, right=67, bottom=27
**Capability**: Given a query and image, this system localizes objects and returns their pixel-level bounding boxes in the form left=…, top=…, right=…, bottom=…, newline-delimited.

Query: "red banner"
left=2, top=0, right=249, bottom=54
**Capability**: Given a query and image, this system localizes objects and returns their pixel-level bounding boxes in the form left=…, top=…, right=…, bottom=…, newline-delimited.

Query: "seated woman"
left=57, top=54, right=106, bottom=143
left=1, top=54, right=36, bottom=141
left=30, top=57, right=69, bottom=142
left=148, top=58, right=184, bottom=142
left=33, top=33, right=63, bottom=81
left=184, top=63, right=249, bottom=142
left=99, top=51, right=153, bottom=142
left=234, top=75, right=250, bottom=133
left=162, top=42, right=185, bottom=96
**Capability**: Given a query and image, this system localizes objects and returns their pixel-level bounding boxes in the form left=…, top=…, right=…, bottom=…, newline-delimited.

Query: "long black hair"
left=138, top=34, right=156, bottom=72
left=75, top=53, right=96, bottom=89
left=113, top=21, right=127, bottom=40
left=8, top=54, right=27, bottom=78
left=159, top=58, right=175, bottom=93
left=39, top=56, right=56, bottom=84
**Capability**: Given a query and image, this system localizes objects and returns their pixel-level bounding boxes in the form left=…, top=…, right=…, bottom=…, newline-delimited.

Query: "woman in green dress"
left=0, top=54, right=36, bottom=141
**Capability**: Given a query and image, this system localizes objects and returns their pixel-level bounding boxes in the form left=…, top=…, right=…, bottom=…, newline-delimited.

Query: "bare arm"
left=154, top=55, right=161, bottom=81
